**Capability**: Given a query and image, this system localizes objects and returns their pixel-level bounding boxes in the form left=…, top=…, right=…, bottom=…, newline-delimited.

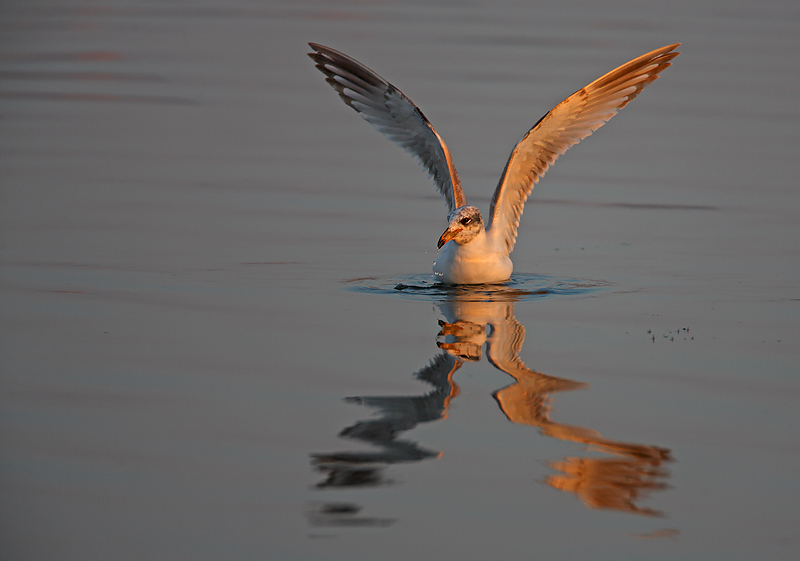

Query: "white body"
left=433, top=230, right=513, bottom=285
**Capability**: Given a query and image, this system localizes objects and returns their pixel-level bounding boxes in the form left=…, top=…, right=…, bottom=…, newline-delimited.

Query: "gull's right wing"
left=309, top=43, right=466, bottom=214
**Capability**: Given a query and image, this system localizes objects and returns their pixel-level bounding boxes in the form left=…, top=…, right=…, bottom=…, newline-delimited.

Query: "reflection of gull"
left=308, top=43, right=680, bottom=284
left=312, top=297, right=672, bottom=518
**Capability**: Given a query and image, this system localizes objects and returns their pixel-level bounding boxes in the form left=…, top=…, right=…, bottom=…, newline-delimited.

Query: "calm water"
left=2, top=1, right=799, bottom=559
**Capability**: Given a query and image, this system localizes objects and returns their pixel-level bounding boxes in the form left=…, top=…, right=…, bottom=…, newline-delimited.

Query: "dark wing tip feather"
left=309, top=43, right=435, bottom=126
left=308, top=43, right=385, bottom=89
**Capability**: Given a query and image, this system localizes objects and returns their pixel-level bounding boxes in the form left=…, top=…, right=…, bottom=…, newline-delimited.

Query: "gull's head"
left=438, top=206, right=484, bottom=249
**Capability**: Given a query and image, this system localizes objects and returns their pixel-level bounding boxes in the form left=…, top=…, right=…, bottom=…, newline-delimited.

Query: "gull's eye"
left=460, top=217, right=471, bottom=225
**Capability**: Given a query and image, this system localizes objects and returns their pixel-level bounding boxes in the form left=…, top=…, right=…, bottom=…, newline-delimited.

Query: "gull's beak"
left=437, top=226, right=461, bottom=249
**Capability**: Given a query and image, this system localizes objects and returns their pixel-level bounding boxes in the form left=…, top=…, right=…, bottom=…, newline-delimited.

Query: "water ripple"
left=344, top=273, right=613, bottom=302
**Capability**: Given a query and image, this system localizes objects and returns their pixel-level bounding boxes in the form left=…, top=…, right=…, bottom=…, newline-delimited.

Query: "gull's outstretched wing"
left=308, top=43, right=466, bottom=213
left=487, top=44, right=680, bottom=254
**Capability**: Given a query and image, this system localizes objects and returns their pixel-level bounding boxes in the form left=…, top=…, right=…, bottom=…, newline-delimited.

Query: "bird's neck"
left=455, top=228, right=493, bottom=255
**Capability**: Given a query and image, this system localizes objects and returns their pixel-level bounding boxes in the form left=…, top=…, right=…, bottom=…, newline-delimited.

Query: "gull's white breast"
left=433, top=230, right=513, bottom=285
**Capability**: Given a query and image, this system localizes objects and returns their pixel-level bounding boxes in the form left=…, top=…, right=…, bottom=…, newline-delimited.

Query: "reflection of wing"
left=480, top=304, right=672, bottom=516
left=347, top=353, right=461, bottom=433
left=487, top=309, right=587, bottom=408
left=547, top=455, right=671, bottom=517
left=312, top=353, right=461, bottom=487
left=308, top=43, right=466, bottom=213
left=487, top=44, right=680, bottom=254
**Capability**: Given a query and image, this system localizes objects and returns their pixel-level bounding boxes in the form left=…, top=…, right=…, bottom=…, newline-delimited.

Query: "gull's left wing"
left=487, top=44, right=680, bottom=254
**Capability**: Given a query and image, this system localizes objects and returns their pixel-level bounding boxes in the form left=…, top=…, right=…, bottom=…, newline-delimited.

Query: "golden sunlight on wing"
left=308, top=43, right=466, bottom=213
left=487, top=44, right=680, bottom=253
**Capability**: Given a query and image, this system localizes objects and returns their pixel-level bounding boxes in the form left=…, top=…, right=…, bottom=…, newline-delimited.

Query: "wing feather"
left=308, top=43, right=466, bottom=213
left=487, top=44, right=680, bottom=253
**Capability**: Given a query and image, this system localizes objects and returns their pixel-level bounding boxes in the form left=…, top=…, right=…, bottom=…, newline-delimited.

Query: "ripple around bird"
left=344, top=274, right=614, bottom=302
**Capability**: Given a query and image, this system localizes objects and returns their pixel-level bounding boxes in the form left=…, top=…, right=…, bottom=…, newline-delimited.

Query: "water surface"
left=1, top=1, right=799, bottom=560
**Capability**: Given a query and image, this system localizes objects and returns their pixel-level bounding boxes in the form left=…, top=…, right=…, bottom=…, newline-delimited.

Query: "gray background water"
left=1, top=1, right=799, bottom=559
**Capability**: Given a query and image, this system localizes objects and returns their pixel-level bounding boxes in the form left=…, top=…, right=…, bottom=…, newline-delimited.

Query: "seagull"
left=308, top=42, right=680, bottom=284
